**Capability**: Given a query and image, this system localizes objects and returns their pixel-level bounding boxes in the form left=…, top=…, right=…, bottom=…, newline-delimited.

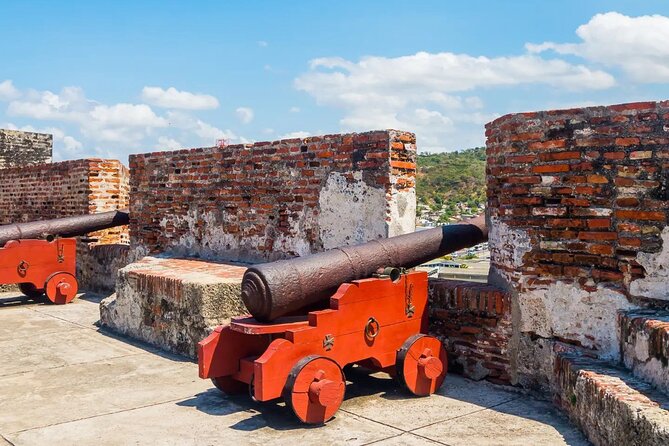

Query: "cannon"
left=198, top=215, right=487, bottom=424
left=0, top=210, right=129, bottom=304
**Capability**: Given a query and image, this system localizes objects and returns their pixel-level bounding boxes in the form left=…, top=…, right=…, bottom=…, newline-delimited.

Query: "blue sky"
left=1, top=1, right=669, bottom=162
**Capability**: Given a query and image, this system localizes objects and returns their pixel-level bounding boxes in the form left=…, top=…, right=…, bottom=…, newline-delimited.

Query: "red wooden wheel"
left=396, top=334, right=447, bottom=396
left=44, top=272, right=78, bottom=304
left=284, top=356, right=346, bottom=424
left=211, top=376, right=248, bottom=395
left=19, top=283, right=45, bottom=300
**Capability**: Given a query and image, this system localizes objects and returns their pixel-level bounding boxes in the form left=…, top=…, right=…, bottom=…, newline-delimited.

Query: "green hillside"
left=416, top=147, right=486, bottom=224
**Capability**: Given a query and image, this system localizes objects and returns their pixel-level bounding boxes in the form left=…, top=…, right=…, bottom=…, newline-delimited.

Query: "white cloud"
left=258, top=40, right=268, bottom=47
left=235, top=107, right=254, bottom=124
left=166, top=111, right=238, bottom=144
left=294, top=46, right=616, bottom=151
left=0, top=80, right=20, bottom=101
left=527, top=12, right=669, bottom=82
left=6, top=86, right=169, bottom=146
left=281, top=131, right=311, bottom=139
left=289, top=106, right=300, bottom=113
left=141, top=86, right=219, bottom=110
left=156, top=136, right=183, bottom=150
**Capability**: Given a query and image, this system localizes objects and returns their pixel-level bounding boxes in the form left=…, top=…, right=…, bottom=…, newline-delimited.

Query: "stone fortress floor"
left=0, top=291, right=588, bottom=446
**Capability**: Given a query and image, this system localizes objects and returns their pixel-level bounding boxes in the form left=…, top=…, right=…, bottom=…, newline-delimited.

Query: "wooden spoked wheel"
left=396, top=334, right=447, bottom=396
left=284, top=355, right=346, bottom=424
left=211, top=376, right=248, bottom=395
left=18, top=283, right=45, bottom=300
left=44, top=272, right=78, bottom=304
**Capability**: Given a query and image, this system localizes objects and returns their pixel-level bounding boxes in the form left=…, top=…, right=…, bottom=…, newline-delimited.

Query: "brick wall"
left=130, top=130, right=417, bottom=263
left=485, top=100, right=669, bottom=391
left=428, top=279, right=512, bottom=384
left=0, top=129, right=52, bottom=168
left=0, top=159, right=129, bottom=244
left=0, top=159, right=130, bottom=292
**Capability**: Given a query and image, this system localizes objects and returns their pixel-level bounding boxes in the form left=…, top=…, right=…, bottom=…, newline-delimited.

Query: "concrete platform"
left=0, top=291, right=589, bottom=445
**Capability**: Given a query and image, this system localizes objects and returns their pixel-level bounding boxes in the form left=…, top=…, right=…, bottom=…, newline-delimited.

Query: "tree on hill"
left=416, top=147, right=486, bottom=222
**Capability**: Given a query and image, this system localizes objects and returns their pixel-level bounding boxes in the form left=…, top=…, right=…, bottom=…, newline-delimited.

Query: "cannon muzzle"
left=242, top=214, right=488, bottom=322
left=0, top=210, right=130, bottom=247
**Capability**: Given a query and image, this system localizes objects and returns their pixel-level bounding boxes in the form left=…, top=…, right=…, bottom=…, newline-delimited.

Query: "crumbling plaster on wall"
left=159, top=209, right=315, bottom=263
left=630, top=226, right=669, bottom=301
left=386, top=188, right=416, bottom=238
left=518, top=281, right=637, bottom=360
left=623, top=328, right=669, bottom=394
left=318, top=171, right=387, bottom=250
left=488, top=217, right=532, bottom=288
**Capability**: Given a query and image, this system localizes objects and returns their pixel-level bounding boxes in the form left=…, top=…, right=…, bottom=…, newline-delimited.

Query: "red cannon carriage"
left=198, top=216, right=487, bottom=424
left=198, top=270, right=446, bottom=424
left=0, top=210, right=129, bottom=304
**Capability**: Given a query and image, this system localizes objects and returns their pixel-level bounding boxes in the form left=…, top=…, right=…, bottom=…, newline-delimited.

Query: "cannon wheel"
left=396, top=334, right=447, bottom=396
left=283, top=355, right=346, bottom=424
left=18, top=283, right=45, bottom=300
left=211, top=376, right=248, bottom=395
left=44, top=272, right=78, bottom=304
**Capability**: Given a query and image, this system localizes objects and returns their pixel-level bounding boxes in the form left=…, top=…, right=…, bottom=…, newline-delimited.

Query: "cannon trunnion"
left=198, top=270, right=447, bottom=424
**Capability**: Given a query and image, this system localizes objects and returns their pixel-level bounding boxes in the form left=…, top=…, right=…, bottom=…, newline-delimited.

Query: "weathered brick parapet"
left=619, top=309, right=669, bottom=394
left=486, top=100, right=669, bottom=299
left=0, top=158, right=130, bottom=292
left=554, top=353, right=669, bottom=445
left=428, top=278, right=512, bottom=384
left=485, top=99, right=669, bottom=392
left=129, top=130, right=416, bottom=263
left=0, top=129, right=52, bottom=168
left=0, top=158, right=129, bottom=244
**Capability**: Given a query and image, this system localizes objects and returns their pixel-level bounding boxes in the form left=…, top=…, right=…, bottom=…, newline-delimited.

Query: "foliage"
left=416, top=147, right=486, bottom=220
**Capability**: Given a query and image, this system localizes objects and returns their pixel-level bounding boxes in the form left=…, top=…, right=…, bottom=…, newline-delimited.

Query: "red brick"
left=507, top=176, right=541, bottom=184
left=616, top=197, right=640, bottom=207
left=588, top=244, right=615, bottom=255
left=507, top=155, right=537, bottom=163
left=586, top=219, right=611, bottom=229
left=532, top=164, right=570, bottom=173
left=538, top=151, right=581, bottom=161
left=603, top=151, right=626, bottom=160
left=615, top=137, right=640, bottom=146
left=619, top=237, right=642, bottom=247
left=586, top=174, right=609, bottom=184
left=528, top=140, right=567, bottom=150
left=578, top=232, right=618, bottom=241
left=616, top=210, right=666, bottom=221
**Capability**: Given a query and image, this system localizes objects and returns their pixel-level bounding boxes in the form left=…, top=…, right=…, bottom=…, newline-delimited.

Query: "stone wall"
left=485, top=100, right=669, bottom=391
left=129, top=130, right=416, bottom=263
left=0, top=159, right=131, bottom=293
left=0, top=129, right=52, bottom=168
left=428, top=279, right=512, bottom=384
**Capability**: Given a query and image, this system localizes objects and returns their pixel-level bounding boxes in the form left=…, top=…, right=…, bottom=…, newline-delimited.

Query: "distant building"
left=0, top=129, right=53, bottom=169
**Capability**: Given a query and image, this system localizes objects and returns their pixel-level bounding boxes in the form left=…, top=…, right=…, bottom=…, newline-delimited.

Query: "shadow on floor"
left=0, top=290, right=105, bottom=307
left=94, top=326, right=195, bottom=364
left=176, top=366, right=588, bottom=444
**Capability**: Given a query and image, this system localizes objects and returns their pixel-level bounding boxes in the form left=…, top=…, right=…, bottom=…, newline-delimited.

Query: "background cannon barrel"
left=242, top=214, right=488, bottom=322
left=0, top=210, right=130, bottom=247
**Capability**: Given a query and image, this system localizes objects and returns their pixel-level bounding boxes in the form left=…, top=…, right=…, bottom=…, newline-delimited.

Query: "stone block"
left=100, top=256, right=247, bottom=358
left=554, top=353, right=669, bottom=445
left=620, top=309, right=669, bottom=395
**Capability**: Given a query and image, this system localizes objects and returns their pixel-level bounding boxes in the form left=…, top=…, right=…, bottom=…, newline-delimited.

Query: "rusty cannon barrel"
left=242, top=214, right=488, bottom=322
left=0, top=210, right=130, bottom=247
